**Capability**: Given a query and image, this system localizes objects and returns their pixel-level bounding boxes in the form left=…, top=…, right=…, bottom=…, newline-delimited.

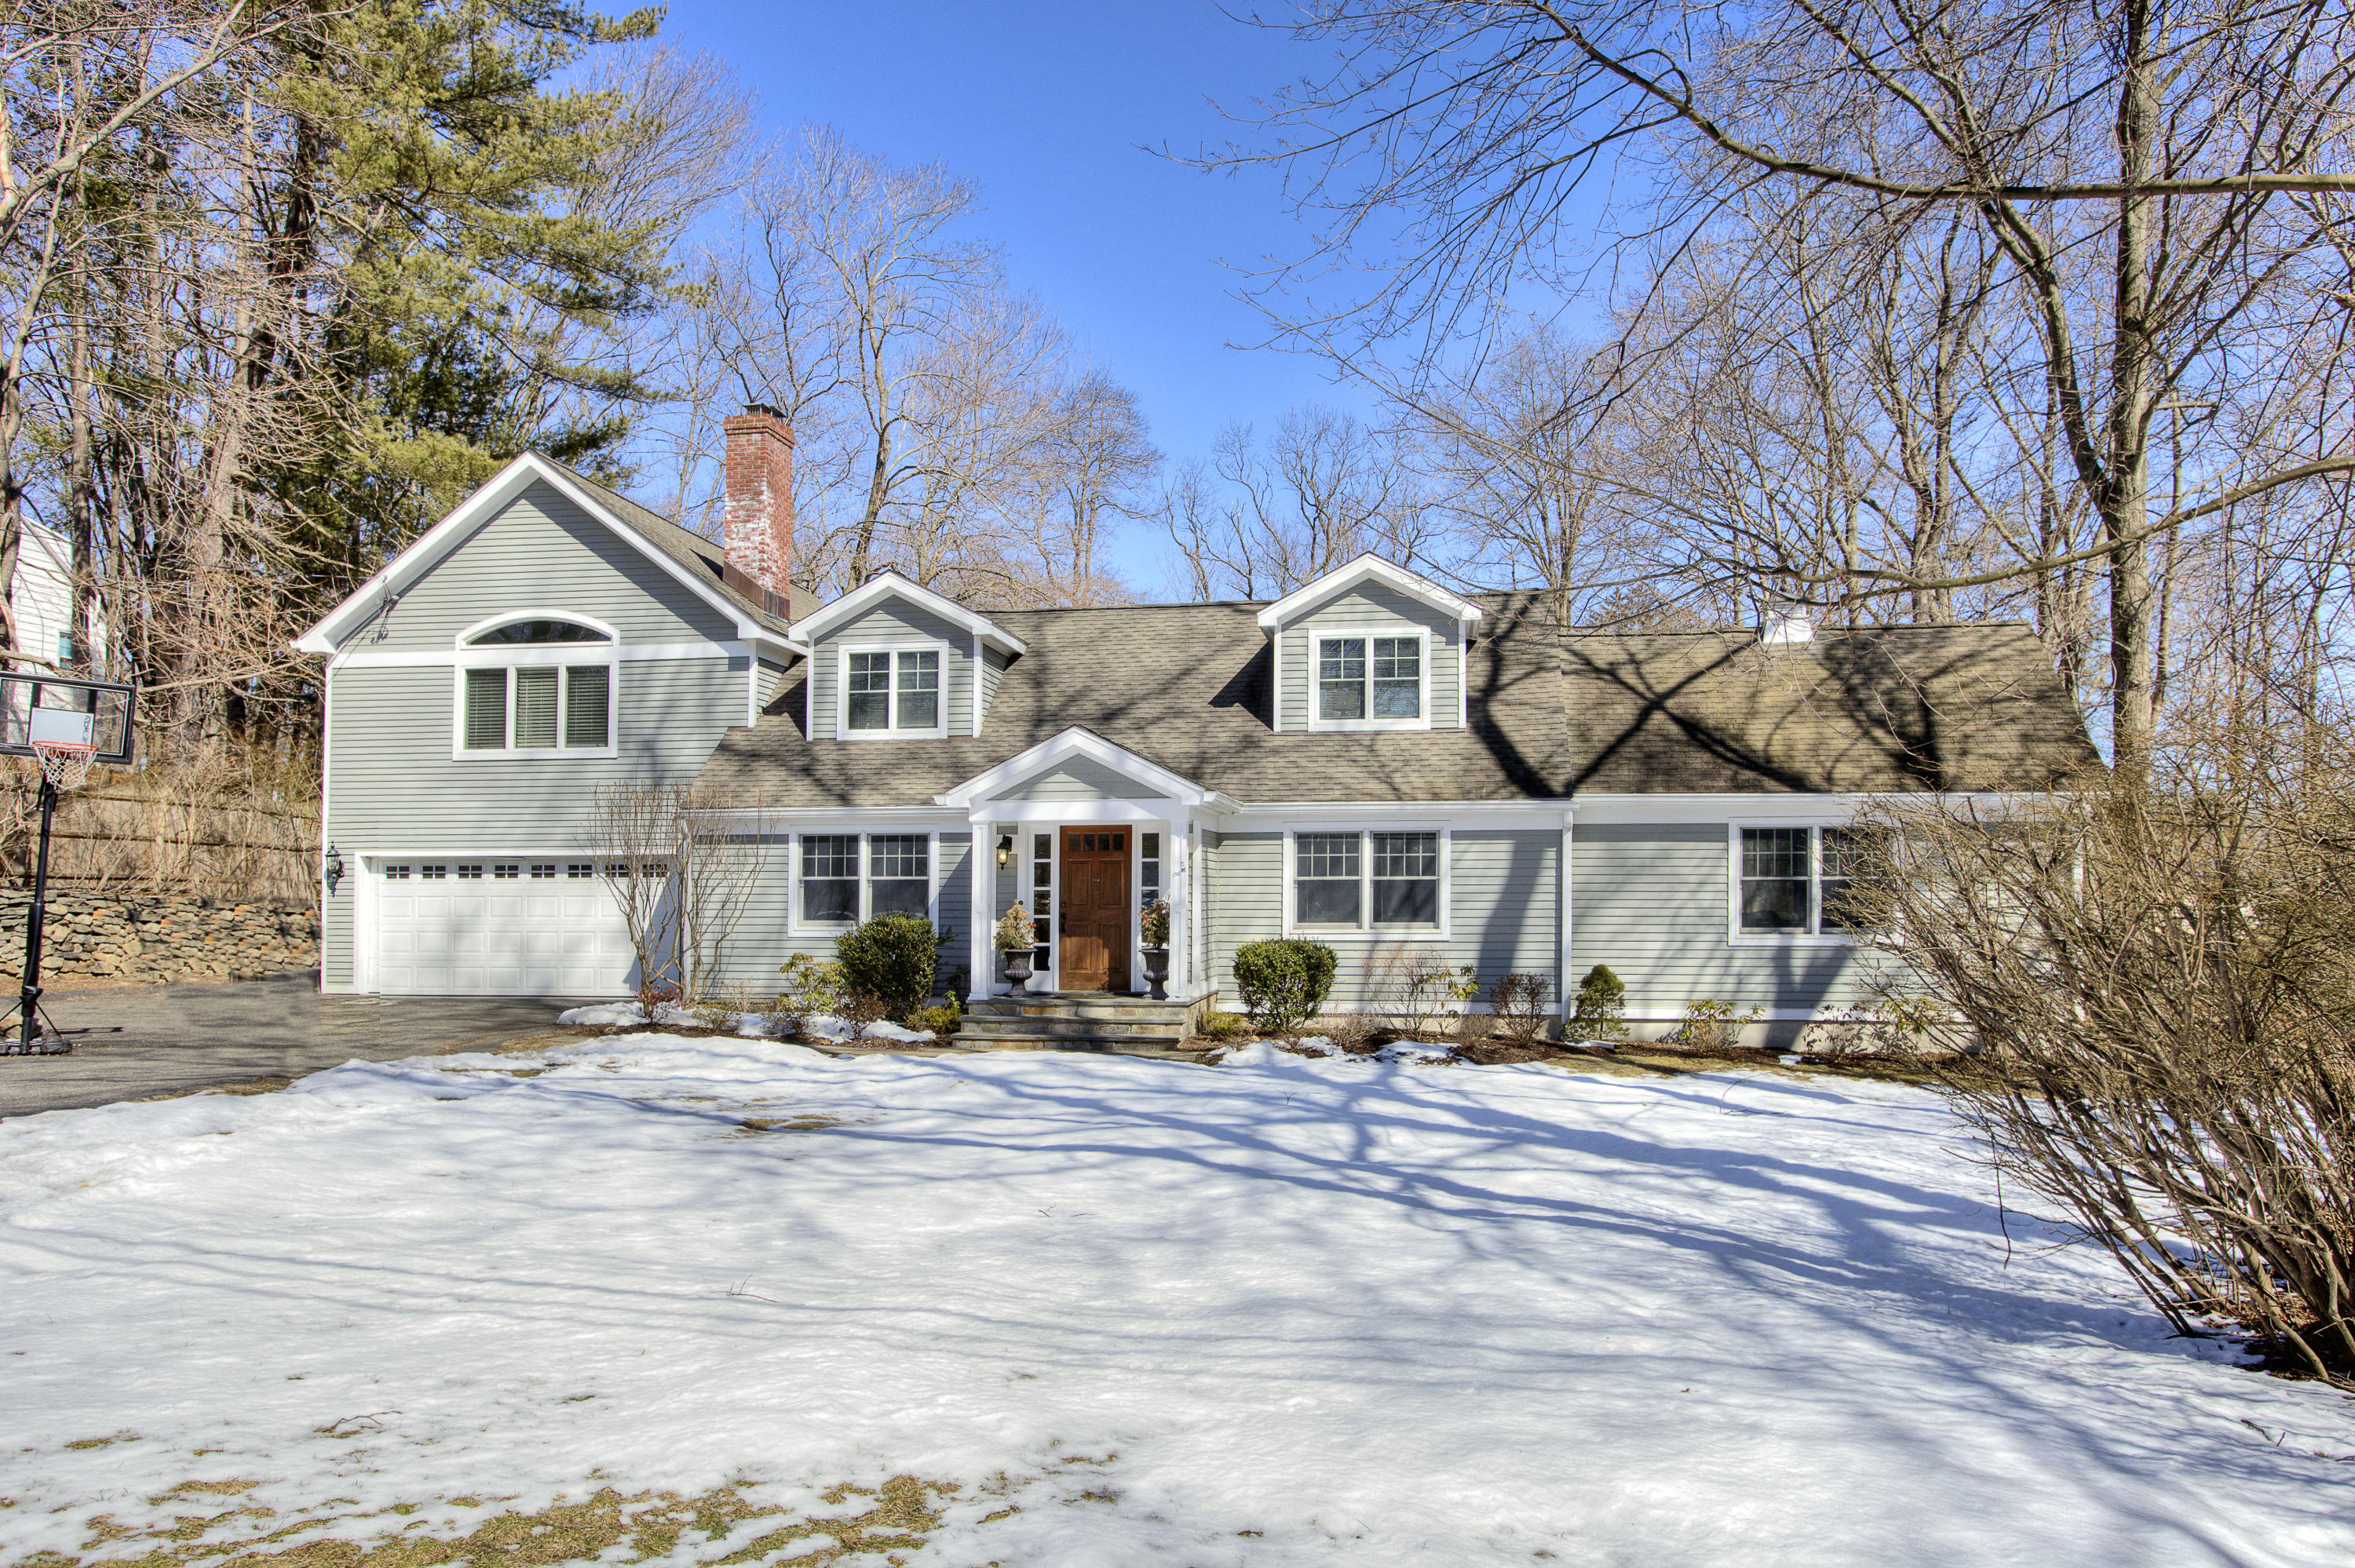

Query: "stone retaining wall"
left=0, top=891, right=319, bottom=983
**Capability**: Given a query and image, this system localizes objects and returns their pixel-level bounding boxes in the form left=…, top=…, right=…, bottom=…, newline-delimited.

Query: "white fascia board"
left=937, top=727, right=1210, bottom=809
left=1220, top=800, right=1575, bottom=832
left=294, top=452, right=770, bottom=655
left=1254, top=552, right=1485, bottom=632
left=788, top=570, right=1027, bottom=657
left=1568, top=790, right=2019, bottom=824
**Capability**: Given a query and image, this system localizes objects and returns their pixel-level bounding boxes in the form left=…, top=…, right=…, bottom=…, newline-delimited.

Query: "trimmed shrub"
left=769, top=954, right=846, bottom=1036
left=908, top=1001, right=962, bottom=1037
left=836, top=914, right=942, bottom=1020
left=1196, top=1008, right=1249, bottom=1041
left=1492, top=972, right=1554, bottom=1044
left=1231, top=939, right=1338, bottom=1031
left=1570, top=964, right=1628, bottom=1040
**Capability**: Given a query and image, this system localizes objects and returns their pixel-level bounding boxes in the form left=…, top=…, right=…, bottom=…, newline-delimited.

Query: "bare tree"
left=582, top=780, right=772, bottom=1004
left=1209, top=0, right=2355, bottom=777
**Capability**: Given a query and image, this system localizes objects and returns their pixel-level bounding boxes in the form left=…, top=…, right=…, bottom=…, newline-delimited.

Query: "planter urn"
left=1001, top=948, right=1035, bottom=987
left=1141, top=946, right=1170, bottom=1001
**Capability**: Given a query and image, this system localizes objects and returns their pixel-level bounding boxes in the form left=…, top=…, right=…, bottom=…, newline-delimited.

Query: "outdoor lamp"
left=996, top=833, right=1014, bottom=867
left=324, top=844, right=344, bottom=896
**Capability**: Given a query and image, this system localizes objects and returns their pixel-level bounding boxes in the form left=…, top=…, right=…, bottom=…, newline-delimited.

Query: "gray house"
left=297, top=408, right=2094, bottom=1036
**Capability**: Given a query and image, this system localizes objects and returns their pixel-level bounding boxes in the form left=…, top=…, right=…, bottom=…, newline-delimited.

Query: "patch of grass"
left=63, top=1433, right=138, bottom=1452
left=35, top=1477, right=970, bottom=1568
left=732, top=1115, right=836, bottom=1136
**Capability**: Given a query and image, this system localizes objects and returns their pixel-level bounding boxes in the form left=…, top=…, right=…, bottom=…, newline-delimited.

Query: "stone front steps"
left=953, top=991, right=1207, bottom=1052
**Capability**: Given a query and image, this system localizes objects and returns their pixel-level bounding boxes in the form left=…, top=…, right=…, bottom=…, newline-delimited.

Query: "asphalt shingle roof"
left=559, top=465, right=815, bottom=634
left=696, top=590, right=2097, bottom=806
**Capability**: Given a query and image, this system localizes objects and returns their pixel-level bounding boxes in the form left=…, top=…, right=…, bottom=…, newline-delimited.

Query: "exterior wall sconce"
left=995, top=833, right=1014, bottom=868
left=324, top=844, right=344, bottom=896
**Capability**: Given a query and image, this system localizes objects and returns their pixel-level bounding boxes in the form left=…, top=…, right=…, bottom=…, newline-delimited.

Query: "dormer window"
left=838, top=644, right=947, bottom=738
left=454, top=615, right=617, bottom=758
left=1309, top=629, right=1429, bottom=731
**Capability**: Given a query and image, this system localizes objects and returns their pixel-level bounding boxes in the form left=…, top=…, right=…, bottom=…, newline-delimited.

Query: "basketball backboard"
left=0, top=672, right=134, bottom=765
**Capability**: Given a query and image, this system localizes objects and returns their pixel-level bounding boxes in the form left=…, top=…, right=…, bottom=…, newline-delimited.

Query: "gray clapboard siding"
left=807, top=599, right=977, bottom=739
left=1572, top=822, right=1884, bottom=1014
left=1204, top=830, right=1555, bottom=1011
left=1275, top=583, right=1464, bottom=731
left=705, top=831, right=973, bottom=997
left=980, top=647, right=1009, bottom=731
left=326, top=656, right=748, bottom=846
left=323, top=892, right=353, bottom=986
left=349, top=480, right=738, bottom=649
left=991, top=757, right=1161, bottom=802
left=755, top=657, right=794, bottom=711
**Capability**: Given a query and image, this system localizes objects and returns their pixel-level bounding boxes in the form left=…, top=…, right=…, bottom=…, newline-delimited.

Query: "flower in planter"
left=1139, top=899, right=1170, bottom=949
left=993, top=902, right=1035, bottom=953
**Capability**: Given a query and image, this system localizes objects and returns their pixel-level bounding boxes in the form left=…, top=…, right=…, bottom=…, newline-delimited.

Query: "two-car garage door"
left=373, top=859, right=637, bottom=996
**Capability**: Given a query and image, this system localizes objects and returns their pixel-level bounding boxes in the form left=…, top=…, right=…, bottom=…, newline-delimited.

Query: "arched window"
left=466, top=618, right=612, bottom=646
left=455, top=615, right=617, bottom=757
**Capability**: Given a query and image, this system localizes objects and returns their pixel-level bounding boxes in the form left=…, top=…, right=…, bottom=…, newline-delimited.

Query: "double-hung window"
left=797, top=832, right=934, bottom=926
left=458, top=618, right=614, bottom=755
left=1291, top=829, right=1445, bottom=935
left=841, top=646, right=944, bottom=736
left=1313, top=632, right=1426, bottom=728
left=1736, top=826, right=1875, bottom=938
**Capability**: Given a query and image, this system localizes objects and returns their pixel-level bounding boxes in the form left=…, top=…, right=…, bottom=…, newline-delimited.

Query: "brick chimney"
left=722, top=404, right=794, bottom=604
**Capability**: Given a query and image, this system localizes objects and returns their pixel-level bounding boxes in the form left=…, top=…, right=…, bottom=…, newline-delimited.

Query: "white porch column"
left=969, top=814, right=993, bottom=1002
left=1559, top=808, right=1576, bottom=1027
left=1167, top=817, right=1192, bottom=997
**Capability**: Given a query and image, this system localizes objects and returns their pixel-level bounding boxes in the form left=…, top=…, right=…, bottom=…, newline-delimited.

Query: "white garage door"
left=374, top=859, right=637, bottom=997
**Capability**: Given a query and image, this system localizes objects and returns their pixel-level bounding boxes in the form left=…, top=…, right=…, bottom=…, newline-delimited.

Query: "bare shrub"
left=1670, top=998, right=1759, bottom=1052
left=0, top=755, right=318, bottom=901
left=582, top=781, right=772, bottom=1003
left=1367, top=940, right=1478, bottom=1041
left=1489, top=972, right=1553, bottom=1045
left=1863, top=730, right=2355, bottom=1385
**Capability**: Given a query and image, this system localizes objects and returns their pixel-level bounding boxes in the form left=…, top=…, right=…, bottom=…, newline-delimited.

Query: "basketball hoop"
left=33, top=739, right=94, bottom=793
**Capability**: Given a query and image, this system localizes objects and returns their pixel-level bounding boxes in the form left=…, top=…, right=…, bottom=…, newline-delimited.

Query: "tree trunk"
left=2104, top=0, right=2160, bottom=784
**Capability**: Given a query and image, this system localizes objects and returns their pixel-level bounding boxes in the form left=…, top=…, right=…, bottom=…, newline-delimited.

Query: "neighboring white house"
left=9, top=518, right=99, bottom=668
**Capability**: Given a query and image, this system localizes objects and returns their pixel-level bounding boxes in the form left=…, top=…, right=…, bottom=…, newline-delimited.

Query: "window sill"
left=451, top=746, right=618, bottom=761
left=1304, top=718, right=1432, bottom=735
left=834, top=728, right=948, bottom=742
left=1728, top=932, right=1862, bottom=948
left=1287, top=927, right=1449, bottom=942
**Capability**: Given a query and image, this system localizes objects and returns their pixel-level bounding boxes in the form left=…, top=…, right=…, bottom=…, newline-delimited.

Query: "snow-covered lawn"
left=2, top=1037, right=2348, bottom=1566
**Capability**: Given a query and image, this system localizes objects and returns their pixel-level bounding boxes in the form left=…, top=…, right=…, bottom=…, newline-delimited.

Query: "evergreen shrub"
left=836, top=914, right=942, bottom=1020
left=1231, top=939, right=1338, bottom=1031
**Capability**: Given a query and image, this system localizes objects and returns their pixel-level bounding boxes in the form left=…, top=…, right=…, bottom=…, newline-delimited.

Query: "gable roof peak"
left=1254, top=552, right=1485, bottom=632
left=787, top=567, right=1028, bottom=657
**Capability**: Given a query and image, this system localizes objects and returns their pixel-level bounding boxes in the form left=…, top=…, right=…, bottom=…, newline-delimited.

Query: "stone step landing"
left=953, top=991, right=1206, bottom=1052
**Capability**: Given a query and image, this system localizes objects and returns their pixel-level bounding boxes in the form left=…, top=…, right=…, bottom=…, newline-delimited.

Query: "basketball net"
left=33, top=740, right=95, bottom=793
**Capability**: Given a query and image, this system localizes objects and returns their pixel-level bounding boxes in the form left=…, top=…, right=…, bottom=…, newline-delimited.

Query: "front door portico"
left=1058, top=827, right=1131, bottom=991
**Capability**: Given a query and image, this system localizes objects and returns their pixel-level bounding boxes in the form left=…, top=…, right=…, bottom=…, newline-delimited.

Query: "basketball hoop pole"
left=14, top=770, right=57, bottom=1052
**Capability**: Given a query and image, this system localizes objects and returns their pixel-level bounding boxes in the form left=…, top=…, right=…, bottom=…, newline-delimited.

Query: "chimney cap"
left=742, top=402, right=784, bottom=420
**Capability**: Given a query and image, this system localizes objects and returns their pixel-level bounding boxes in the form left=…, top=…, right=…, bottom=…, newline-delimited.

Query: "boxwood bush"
left=1231, top=939, right=1338, bottom=1031
left=835, top=913, right=942, bottom=1020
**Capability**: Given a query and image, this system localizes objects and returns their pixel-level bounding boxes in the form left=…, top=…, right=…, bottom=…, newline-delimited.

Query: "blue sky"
left=649, top=0, right=1382, bottom=580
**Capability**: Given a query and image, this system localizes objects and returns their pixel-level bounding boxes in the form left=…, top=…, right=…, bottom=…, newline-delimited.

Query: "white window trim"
left=834, top=640, right=951, bottom=740
left=1281, top=826, right=1452, bottom=941
left=448, top=658, right=619, bottom=760
left=787, top=829, right=941, bottom=934
left=1305, top=627, right=1433, bottom=733
left=1725, top=820, right=1862, bottom=947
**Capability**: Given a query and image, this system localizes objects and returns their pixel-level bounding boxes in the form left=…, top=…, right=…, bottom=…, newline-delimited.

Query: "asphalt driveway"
left=0, top=972, right=576, bottom=1118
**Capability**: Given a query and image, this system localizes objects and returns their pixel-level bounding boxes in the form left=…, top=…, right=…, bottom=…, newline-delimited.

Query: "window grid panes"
left=896, top=651, right=939, bottom=730
left=464, top=661, right=609, bottom=752
left=801, top=834, right=859, bottom=924
left=1371, top=638, right=1421, bottom=719
left=869, top=833, right=929, bottom=917
left=1140, top=831, right=1162, bottom=914
left=1031, top=833, right=1053, bottom=966
left=1318, top=638, right=1366, bottom=721
left=845, top=652, right=890, bottom=731
left=1295, top=832, right=1363, bottom=925
left=1739, top=826, right=1870, bottom=935
left=1371, top=831, right=1440, bottom=925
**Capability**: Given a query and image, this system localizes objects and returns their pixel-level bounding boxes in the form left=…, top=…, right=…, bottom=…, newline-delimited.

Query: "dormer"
left=788, top=571, right=1026, bottom=741
left=1256, top=555, right=1483, bottom=733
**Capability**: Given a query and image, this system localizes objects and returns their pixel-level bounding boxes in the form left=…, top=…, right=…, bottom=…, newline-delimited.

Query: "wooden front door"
left=1059, top=828, right=1131, bottom=992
